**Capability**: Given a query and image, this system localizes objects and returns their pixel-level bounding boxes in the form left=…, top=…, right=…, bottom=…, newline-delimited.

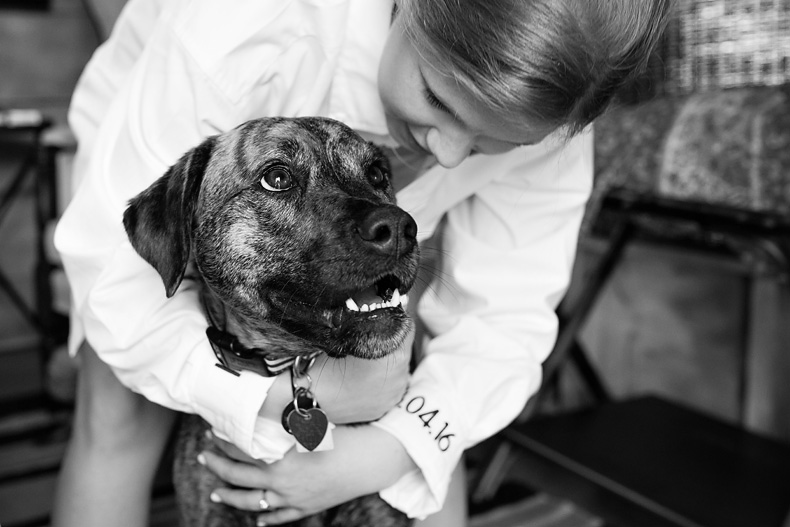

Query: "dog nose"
left=357, top=206, right=417, bottom=257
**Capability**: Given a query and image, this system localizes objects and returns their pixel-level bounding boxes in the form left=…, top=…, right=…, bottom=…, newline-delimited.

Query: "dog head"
left=123, top=117, right=419, bottom=359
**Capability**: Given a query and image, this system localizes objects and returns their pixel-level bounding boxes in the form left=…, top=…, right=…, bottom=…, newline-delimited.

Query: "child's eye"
left=424, top=87, right=450, bottom=113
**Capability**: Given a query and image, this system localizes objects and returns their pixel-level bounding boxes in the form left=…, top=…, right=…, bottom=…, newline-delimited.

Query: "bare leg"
left=415, top=460, right=468, bottom=527
left=51, top=341, right=176, bottom=527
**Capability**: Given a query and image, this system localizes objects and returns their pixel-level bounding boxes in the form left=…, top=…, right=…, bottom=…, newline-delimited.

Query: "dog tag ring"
left=281, top=390, right=318, bottom=434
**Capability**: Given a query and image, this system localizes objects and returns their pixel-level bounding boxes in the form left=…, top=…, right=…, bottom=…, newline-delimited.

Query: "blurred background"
left=0, top=1, right=789, bottom=526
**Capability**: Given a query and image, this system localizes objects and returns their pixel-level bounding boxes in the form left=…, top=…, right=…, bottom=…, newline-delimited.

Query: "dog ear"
left=123, top=137, right=215, bottom=298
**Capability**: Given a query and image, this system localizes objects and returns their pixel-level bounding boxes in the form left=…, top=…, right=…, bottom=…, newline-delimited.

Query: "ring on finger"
left=258, top=489, right=270, bottom=511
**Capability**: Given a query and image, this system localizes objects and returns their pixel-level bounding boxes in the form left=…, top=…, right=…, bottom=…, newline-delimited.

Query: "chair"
left=470, top=187, right=790, bottom=527
left=0, top=110, right=51, bottom=347
left=502, top=395, right=790, bottom=527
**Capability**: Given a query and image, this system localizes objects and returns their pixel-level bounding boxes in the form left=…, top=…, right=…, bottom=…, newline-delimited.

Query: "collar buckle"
left=206, top=326, right=274, bottom=377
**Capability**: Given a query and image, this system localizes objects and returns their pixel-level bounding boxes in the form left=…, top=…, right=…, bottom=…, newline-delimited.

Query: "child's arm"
left=55, top=0, right=401, bottom=460
left=372, top=133, right=594, bottom=516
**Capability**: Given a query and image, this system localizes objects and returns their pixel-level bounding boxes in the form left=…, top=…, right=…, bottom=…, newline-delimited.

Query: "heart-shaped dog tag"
left=281, top=392, right=317, bottom=434
left=287, top=407, right=328, bottom=452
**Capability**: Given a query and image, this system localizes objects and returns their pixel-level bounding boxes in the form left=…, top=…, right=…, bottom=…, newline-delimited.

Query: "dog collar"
left=206, top=326, right=319, bottom=377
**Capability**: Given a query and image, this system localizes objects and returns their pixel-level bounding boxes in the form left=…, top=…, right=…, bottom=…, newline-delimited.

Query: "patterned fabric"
left=585, top=86, right=790, bottom=275
left=587, top=86, right=790, bottom=235
left=662, top=0, right=790, bottom=94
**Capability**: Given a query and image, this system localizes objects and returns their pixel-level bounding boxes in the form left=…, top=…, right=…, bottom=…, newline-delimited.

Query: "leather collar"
left=207, top=326, right=319, bottom=377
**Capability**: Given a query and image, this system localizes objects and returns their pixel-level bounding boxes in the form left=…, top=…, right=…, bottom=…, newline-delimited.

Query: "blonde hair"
left=397, top=0, right=673, bottom=136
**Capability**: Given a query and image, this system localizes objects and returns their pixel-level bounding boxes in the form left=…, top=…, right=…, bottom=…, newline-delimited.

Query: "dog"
left=123, top=117, right=419, bottom=527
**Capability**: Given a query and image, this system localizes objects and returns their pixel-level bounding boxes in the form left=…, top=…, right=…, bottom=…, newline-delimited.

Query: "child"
left=52, top=0, right=671, bottom=525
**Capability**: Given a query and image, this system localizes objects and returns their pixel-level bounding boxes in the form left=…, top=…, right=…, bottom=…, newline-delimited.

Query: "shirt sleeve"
left=56, top=0, right=393, bottom=461
left=53, top=0, right=315, bottom=458
left=372, top=131, right=594, bottom=517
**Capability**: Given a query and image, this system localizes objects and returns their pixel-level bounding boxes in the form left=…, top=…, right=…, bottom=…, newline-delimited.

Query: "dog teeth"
left=391, top=288, right=401, bottom=307
left=345, top=289, right=408, bottom=313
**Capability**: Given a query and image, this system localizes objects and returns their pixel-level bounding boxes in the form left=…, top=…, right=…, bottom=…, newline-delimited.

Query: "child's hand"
left=199, top=425, right=416, bottom=525
left=259, top=326, right=414, bottom=426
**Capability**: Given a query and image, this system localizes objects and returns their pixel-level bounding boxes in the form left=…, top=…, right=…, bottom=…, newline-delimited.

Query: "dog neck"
left=196, top=273, right=325, bottom=377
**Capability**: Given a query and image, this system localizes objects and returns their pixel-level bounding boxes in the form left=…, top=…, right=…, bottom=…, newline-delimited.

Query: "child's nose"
left=426, top=127, right=474, bottom=169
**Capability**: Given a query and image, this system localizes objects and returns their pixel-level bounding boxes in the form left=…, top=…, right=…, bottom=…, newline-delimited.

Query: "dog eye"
left=368, top=165, right=388, bottom=187
left=260, top=167, right=293, bottom=192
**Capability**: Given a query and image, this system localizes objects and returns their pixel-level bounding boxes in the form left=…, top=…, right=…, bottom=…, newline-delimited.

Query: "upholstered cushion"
left=586, top=87, right=790, bottom=237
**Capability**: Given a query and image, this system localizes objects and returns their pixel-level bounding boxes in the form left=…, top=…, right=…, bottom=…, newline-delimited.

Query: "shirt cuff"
left=371, top=402, right=461, bottom=519
left=249, top=416, right=297, bottom=462
left=189, top=354, right=277, bottom=457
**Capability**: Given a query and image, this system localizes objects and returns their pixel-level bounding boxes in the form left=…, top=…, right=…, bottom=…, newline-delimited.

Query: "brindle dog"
left=123, top=117, right=418, bottom=527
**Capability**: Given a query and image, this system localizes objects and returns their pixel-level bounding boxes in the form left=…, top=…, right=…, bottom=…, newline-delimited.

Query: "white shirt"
left=54, top=0, right=593, bottom=518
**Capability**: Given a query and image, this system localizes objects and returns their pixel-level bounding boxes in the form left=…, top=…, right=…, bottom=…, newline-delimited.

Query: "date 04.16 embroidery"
left=397, top=396, right=454, bottom=451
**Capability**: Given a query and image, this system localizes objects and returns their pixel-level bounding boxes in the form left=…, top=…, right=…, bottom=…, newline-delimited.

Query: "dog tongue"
left=352, top=286, right=383, bottom=306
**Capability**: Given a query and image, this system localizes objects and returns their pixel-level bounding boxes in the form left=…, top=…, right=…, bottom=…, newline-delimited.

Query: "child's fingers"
left=198, top=450, right=270, bottom=489
left=207, top=487, right=286, bottom=513
left=256, top=507, right=306, bottom=526
left=207, top=487, right=309, bottom=526
left=206, top=430, right=255, bottom=463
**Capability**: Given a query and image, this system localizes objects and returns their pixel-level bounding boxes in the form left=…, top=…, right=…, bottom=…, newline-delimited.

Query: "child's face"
left=378, top=16, right=552, bottom=169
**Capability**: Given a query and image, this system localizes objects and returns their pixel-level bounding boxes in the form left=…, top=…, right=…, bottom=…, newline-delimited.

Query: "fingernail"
left=256, top=518, right=267, bottom=527
left=197, top=453, right=207, bottom=466
left=210, top=492, right=222, bottom=503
